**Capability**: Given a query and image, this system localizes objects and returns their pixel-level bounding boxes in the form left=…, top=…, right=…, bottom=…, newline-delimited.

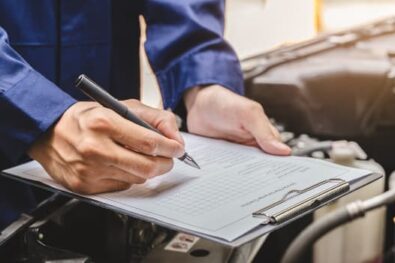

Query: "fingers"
left=98, top=165, right=147, bottom=184
left=107, top=143, right=175, bottom=180
left=74, top=137, right=175, bottom=180
left=111, top=120, right=184, bottom=158
left=66, top=178, right=131, bottom=195
left=71, top=103, right=178, bottom=194
left=243, top=102, right=291, bottom=156
left=183, top=86, right=291, bottom=156
left=269, top=122, right=281, bottom=140
left=122, top=100, right=184, bottom=145
left=33, top=101, right=181, bottom=196
left=81, top=106, right=184, bottom=158
left=93, top=179, right=131, bottom=194
left=64, top=157, right=164, bottom=194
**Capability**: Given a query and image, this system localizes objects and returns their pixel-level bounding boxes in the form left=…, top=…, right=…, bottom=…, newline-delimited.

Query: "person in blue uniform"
left=0, top=0, right=291, bottom=229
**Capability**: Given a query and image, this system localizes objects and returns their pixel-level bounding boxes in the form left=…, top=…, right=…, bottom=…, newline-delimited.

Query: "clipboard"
left=0, top=131, right=384, bottom=248
left=1, top=165, right=381, bottom=248
left=253, top=178, right=349, bottom=224
left=230, top=172, right=381, bottom=247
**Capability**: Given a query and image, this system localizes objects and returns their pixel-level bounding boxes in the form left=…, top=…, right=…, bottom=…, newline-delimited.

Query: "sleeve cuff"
left=155, top=48, right=245, bottom=109
left=0, top=69, right=76, bottom=163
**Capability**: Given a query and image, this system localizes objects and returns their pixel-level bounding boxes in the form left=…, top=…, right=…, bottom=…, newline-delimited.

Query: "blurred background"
left=226, top=0, right=395, bottom=58
left=141, top=0, right=395, bottom=107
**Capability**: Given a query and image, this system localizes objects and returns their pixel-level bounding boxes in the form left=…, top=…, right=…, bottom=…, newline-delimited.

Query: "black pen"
left=75, top=74, right=200, bottom=169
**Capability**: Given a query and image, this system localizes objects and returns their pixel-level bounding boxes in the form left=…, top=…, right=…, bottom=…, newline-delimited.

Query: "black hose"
left=281, top=189, right=395, bottom=263
left=281, top=207, right=353, bottom=263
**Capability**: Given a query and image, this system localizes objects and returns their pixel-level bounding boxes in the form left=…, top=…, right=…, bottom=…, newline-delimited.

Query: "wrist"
left=184, top=85, right=227, bottom=112
left=183, top=86, right=201, bottom=112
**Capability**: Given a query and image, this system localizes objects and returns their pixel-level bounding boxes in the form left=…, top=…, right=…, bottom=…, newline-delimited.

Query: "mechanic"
left=0, top=0, right=291, bottom=229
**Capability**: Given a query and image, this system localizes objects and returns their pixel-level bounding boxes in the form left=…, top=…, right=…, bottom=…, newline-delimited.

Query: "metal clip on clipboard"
left=253, top=179, right=350, bottom=224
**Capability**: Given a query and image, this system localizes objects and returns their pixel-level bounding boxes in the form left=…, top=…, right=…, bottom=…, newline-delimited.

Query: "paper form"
left=4, top=133, right=372, bottom=242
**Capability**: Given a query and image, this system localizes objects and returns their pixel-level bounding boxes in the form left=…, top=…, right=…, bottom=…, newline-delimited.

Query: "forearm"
left=0, top=27, right=76, bottom=163
left=142, top=0, right=244, bottom=110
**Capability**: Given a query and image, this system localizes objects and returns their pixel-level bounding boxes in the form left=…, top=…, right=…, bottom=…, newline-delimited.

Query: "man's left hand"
left=184, top=85, right=291, bottom=156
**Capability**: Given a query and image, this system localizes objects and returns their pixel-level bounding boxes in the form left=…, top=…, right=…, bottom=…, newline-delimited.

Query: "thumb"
left=243, top=108, right=291, bottom=156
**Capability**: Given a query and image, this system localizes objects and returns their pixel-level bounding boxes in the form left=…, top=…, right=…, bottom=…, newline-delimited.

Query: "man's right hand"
left=28, top=100, right=185, bottom=194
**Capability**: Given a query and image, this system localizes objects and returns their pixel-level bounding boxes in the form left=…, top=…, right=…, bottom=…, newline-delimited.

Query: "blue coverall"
left=0, top=0, right=243, bottom=228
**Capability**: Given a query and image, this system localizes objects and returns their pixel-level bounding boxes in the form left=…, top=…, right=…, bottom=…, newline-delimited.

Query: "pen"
left=75, top=74, right=200, bottom=169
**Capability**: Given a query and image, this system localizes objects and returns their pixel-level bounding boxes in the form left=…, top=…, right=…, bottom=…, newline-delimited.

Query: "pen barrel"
left=75, top=74, right=157, bottom=132
left=76, top=75, right=128, bottom=116
left=124, top=111, right=158, bottom=133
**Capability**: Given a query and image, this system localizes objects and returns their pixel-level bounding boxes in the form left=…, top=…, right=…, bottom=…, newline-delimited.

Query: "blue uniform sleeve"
left=0, top=27, right=76, bottom=163
left=142, top=0, right=244, bottom=109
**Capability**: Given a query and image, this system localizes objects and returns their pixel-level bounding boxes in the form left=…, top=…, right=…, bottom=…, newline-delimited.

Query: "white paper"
left=4, top=133, right=373, bottom=242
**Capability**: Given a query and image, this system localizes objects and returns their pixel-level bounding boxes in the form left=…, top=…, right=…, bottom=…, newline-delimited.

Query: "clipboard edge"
left=0, top=170, right=383, bottom=248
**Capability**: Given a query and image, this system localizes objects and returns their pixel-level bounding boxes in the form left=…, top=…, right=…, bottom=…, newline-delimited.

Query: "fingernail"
left=176, top=146, right=185, bottom=158
left=271, top=141, right=292, bottom=153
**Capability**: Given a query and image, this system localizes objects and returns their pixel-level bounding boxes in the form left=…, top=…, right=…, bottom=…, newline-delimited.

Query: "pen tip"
left=183, top=154, right=201, bottom=169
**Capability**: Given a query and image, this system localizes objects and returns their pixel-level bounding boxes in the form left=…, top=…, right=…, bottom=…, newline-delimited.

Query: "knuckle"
left=141, top=136, right=158, bottom=155
left=74, top=163, right=89, bottom=176
left=78, top=139, right=101, bottom=158
left=163, top=111, right=176, bottom=122
left=133, top=176, right=147, bottom=185
left=67, top=177, right=87, bottom=193
left=129, top=99, right=140, bottom=104
left=123, top=99, right=140, bottom=108
left=243, top=102, right=263, bottom=120
left=85, top=111, right=113, bottom=132
left=138, top=160, right=158, bottom=178
left=141, top=159, right=173, bottom=178
left=248, top=101, right=263, bottom=113
left=145, top=164, right=158, bottom=178
left=107, top=153, right=121, bottom=166
left=271, top=126, right=281, bottom=138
